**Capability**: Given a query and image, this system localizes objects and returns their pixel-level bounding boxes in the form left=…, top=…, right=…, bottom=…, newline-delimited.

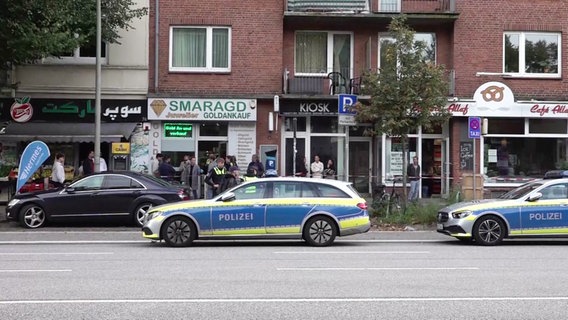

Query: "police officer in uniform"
left=205, top=158, right=227, bottom=197
left=243, top=168, right=259, bottom=182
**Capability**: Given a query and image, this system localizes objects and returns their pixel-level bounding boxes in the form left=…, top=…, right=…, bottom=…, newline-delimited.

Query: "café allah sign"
left=147, top=98, right=257, bottom=121
left=447, top=81, right=568, bottom=118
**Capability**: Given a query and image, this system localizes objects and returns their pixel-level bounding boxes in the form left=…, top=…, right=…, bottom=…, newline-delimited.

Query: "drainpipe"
left=154, top=0, right=159, bottom=91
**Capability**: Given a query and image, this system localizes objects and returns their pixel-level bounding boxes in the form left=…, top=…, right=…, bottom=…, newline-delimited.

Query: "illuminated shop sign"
left=164, top=123, right=193, bottom=138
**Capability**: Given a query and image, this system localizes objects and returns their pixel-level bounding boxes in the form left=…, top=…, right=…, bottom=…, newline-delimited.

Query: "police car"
left=142, top=177, right=370, bottom=247
left=437, top=170, right=568, bottom=245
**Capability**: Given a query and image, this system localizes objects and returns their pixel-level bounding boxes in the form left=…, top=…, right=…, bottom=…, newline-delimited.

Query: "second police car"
left=142, top=177, right=370, bottom=247
left=437, top=170, right=568, bottom=245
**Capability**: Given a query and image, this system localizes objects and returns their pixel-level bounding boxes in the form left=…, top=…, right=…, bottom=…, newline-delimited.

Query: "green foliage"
left=355, top=15, right=451, bottom=137
left=0, top=0, right=147, bottom=68
left=371, top=201, right=443, bottom=226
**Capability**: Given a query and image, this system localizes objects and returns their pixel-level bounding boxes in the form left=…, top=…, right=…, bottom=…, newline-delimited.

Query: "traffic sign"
left=338, top=94, right=357, bottom=126
left=338, top=94, right=357, bottom=114
left=468, top=116, right=481, bottom=139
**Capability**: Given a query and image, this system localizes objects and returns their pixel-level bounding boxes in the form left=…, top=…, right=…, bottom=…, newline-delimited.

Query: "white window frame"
left=42, top=38, right=107, bottom=65
left=294, top=31, right=354, bottom=77
left=378, top=0, right=401, bottom=12
left=377, top=33, right=437, bottom=69
left=169, top=26, right=232, bottom=73
left=503, top=32, right=561, bottom=79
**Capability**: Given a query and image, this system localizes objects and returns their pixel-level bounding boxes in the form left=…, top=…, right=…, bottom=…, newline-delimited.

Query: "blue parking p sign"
left=338, top=94, right=357, bottom=114
left=468, top=117, right=481, bottom=139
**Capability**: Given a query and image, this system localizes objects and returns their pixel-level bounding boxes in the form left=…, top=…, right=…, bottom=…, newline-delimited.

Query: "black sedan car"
left=6, top=171, right=190, bottom=228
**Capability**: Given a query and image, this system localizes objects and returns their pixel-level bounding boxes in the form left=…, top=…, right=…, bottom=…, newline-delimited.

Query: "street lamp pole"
left=94, top=0, right=102, bottom=172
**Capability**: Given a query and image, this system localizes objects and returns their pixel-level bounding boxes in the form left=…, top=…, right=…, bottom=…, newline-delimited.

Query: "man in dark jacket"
left=158, top=155, right=176, bottom=181
left=205, top=158, right=227, bottom=197
left=220, top=166, right=243, bottom=193
left=247, top=154, right=264, bottom=178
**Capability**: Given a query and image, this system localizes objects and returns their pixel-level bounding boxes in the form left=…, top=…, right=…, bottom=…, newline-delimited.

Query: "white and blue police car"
left=437, top=170, right=568, bottom=245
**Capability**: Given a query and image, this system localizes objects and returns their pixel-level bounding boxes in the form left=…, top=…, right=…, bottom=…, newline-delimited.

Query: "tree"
left=0, top=0, right=147, bottom=69
left=355, top=15, right=451, bottom=203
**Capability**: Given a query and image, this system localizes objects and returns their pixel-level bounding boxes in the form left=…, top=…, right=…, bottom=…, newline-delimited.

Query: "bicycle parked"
left=372, top=177, right=402, bottom=217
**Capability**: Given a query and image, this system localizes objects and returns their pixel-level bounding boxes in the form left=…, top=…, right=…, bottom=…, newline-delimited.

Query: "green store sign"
left=164, top=123, right=193, bottom=138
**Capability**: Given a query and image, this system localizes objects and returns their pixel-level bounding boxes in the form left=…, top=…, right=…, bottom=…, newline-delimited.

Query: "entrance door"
left=349, top=140, right=371, bottom=194
left=285, top=138, right=306, bottom=176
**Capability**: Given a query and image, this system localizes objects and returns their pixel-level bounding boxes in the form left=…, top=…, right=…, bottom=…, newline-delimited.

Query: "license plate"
left=437, top=223, right=444, bottom=230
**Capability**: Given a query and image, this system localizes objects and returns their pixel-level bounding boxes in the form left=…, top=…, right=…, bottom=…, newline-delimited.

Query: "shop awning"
left=0, top=122, right=138, bottom=143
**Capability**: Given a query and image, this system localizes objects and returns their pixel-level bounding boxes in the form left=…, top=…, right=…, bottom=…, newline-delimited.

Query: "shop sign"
left=0, top=98, right=146, bottom=122
left=111, top=143, right=131, bottom=155
left=227, top=123, right=256, bottom=166
left=147, top=98, right=257, bottom=121
left=279, top=99, right=339, bottom=116
left=164, top=123, right=193, bottom=138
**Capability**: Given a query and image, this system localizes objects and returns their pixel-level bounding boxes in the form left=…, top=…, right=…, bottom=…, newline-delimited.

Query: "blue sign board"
left=338, top=94, right=357, bottom=114
left=468, top=117, right=481, bottom=139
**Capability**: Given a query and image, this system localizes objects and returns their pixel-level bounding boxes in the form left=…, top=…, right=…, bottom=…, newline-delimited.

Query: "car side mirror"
left=220, top=192, right=235, bottom=202
left=527, top=192, right=542, bottom=202
left=65, top=187, right=75, bottom=194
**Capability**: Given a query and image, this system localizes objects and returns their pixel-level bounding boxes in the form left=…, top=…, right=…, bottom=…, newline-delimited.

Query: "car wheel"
left=161, top=216, right=196, bottom=247
left=473, top=215, right=505, bottom=246
left=133, top=202, right=154, bottom=227
left=19, top=204, right=46, bottom=229
left=303, top=216, right=337, bottom=247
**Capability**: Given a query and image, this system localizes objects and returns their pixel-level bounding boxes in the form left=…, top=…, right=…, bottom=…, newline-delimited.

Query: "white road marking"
left=274, top=251, right=430, bottom=254
left=0, top=296, right=567, bottom=304
left=0, top=269, right=72, bottom=273
left=0, top=239, right=444, bottom=245
left=0, top=252, right=113, bottom=255
left=277, top=267, right=479, bottom=271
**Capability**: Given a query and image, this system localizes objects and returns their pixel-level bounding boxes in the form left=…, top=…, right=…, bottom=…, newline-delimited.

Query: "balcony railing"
left=287, top=0, right=369, bottom=12
left=286, top=0, right=455, bottom=13
left=283, top=67, right=456, bottom=96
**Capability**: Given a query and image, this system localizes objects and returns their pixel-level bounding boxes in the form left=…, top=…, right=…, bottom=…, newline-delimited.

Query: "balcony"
left=283, top=67, right=456, bottom=97
left=287, top=0, right=369, bottom=12
left=286, top=0, right=455, bottom=13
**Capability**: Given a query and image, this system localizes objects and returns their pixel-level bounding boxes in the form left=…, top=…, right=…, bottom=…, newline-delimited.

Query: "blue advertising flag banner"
left=16, top=141, right=51, bottom=193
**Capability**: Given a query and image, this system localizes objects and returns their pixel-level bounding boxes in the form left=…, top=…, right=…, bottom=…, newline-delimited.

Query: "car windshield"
left=498, top=181, right=544, bottom=199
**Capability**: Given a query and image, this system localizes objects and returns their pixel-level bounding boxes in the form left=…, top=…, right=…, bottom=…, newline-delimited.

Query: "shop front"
left=448, top=81, right=568, bottom=196
left=278, top=98, right=373, bottom=193
left=146, top=97, right=257, bottom=175
left=0, top=97, right=146, bottom=175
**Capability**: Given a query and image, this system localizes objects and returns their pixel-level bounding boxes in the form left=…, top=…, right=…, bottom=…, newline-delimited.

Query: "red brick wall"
left=149, top=0, right=284, bottom=95
left=454, top=0, right=568, bottom=100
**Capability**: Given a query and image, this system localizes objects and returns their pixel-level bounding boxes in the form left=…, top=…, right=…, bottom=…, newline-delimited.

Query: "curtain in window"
left=333, top=34, right=351, bottom=76
left=172, top=28, right=206, bottom=68
left=212, top=28, right=229, bottom=68
left=296, top=32, right=327, bottom=73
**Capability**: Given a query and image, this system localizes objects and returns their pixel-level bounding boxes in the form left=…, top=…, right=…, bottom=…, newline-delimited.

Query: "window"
left=295, top=31, right=352, bottom=76
left=539, top=184, right=568, bottom=200
left=232, top=182, right=267, bottom=200
left=379, top=0, right=400, bottom=12
left=273, top=182, right=316, bottom=198
left=504, top=32, right=560, bottom=78
left=313, top=183, right=349, bottom=198
left=103, top=176, right=143, bottom=189
left=44, top=35, right=107, bottom=64
left=170, top=26, right=231, bottom=72
left=379, top=33, right=436, bottom=69
left=71, top=176, right=104, bottom=191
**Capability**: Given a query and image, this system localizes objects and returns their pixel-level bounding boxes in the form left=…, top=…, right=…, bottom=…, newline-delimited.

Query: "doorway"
left=285, top=138, right=306, bottom=176
left=349, top=140, right=371, bottom=194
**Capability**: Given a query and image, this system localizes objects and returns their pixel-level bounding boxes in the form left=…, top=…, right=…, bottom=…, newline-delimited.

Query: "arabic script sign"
left=0, top=98, right=147, bottom=122
left=147, top=98, right=257, bottom=121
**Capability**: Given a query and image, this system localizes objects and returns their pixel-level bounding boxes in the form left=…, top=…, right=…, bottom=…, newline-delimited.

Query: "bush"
left=370, top=199, right=446, bottom=226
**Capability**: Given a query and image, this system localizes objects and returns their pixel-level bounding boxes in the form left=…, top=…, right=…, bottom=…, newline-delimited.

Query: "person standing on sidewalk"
left=407, top=156, right=421, bottom=201
left=205, top=158, right=227, bottom=198
left=50, top=153, right=66, bottom=188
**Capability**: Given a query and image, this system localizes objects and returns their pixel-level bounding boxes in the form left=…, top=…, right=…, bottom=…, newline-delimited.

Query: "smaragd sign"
left=147, top=98, right=257, bottom=121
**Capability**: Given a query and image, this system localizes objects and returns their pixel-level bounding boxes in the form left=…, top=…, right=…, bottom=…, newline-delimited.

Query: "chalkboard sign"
left=459, top=141, right=473, bottom=171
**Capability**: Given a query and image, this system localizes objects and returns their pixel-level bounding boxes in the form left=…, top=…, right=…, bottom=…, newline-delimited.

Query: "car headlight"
left=147, top=211, right=163, bottom=221
left=7, top=199, right=20, bottom=207
left=452, top=211, right=473, bottom=219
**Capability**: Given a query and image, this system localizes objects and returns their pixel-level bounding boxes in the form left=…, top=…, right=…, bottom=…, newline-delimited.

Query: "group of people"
left=295, top=154, right=336, bottom=179
left=50, top=150, right=108, bottom=188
